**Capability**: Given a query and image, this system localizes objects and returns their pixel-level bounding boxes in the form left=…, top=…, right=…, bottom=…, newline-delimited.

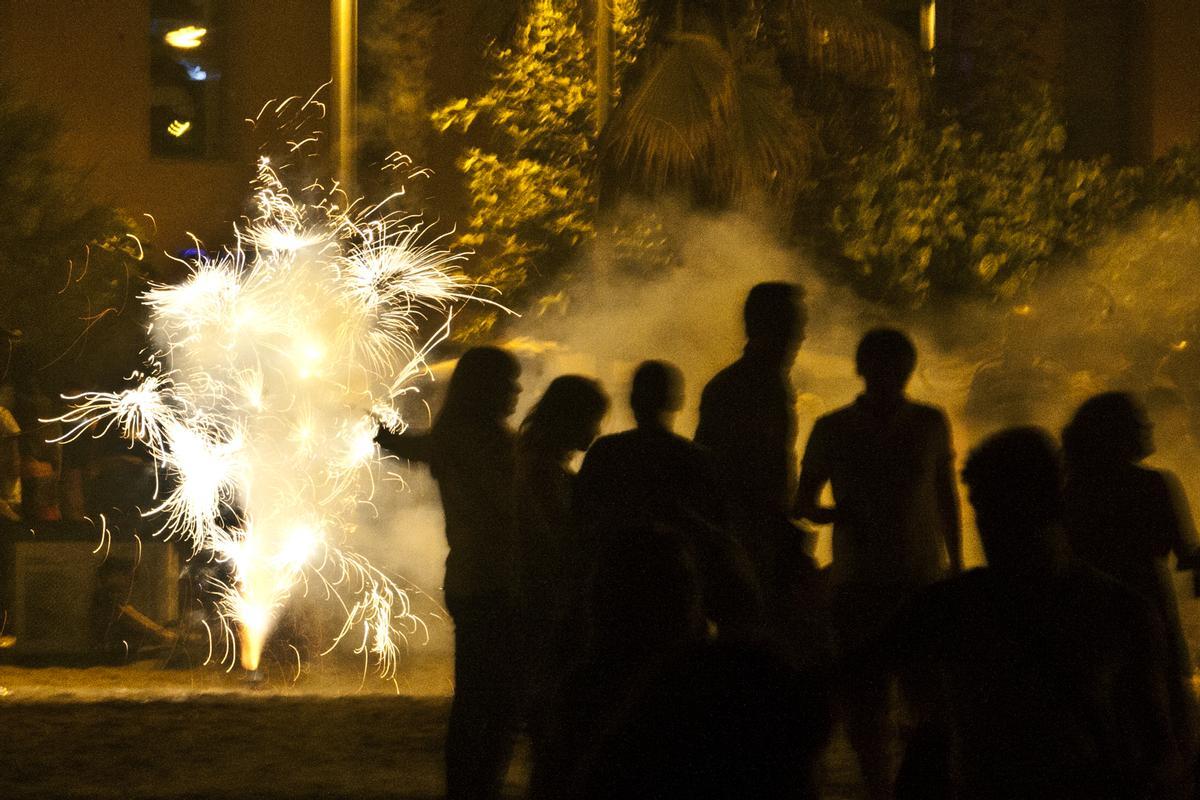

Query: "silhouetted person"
left=515, top=374, right=608, bottom=800
left=795, top=328, right=961, bottom=799
left=1063, top=392, right=1200, bottom=764
left=376, top=346, right=521, bottom=800
left=574, top=362, right=762, bottom=636
left=695, top=282, right=808, bottom=603
left=549, top=525, right=829, bottom=800
left=577, top=361, right=725, bottom=536
left=884, top=427, right=1180, bottom=800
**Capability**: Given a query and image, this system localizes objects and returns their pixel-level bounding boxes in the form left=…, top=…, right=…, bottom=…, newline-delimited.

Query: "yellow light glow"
left=165, top=25, right=207, bottom=49
left=920, top=2, right=936, bottom=52
left=167, top=119, right=192, bottom=138
left=1172, top=340, right=1189, bottom=351
left=1013, top=304, right=1033, bottom=316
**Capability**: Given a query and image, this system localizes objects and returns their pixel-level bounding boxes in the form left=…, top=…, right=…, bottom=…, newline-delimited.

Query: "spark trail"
left=56, top=112, right=487, bottom=676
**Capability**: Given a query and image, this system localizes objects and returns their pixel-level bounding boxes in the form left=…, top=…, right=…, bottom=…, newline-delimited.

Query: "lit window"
left=150, top=1, right=223, bottom=158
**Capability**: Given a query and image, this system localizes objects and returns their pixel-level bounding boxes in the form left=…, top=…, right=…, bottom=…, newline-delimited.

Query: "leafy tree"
left=432, top=0, right=647, bottom=335
left=821, top=86, right=1144, bottom=307
left=0, top=88, right=146, bottom=391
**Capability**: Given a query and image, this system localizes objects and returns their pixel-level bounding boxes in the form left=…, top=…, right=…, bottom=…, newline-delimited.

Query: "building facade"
left=0, top=1, right=332, bottom=260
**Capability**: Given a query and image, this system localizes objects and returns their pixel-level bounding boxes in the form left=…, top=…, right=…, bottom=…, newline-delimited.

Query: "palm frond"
left=605, top=32, right=739, bottom=193
left=777, top=0, right=924, bottom=115
left=605, top=32, right=814, bottom=204
left=726, top=59, right=815, bottom=202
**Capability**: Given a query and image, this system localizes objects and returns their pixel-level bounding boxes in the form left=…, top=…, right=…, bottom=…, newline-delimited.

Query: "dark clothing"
left=377, top=421, right=519, bottom=800
left=568, top=641, right=830, bottom=800
left=1065, top=464, right=1200, bottom=754
left=514, top=441, right=578, bottom=800
left=515, top=443, right=576, bottom=620
left=886, top=564, right=1178, bottom=800
left=575, top=426, right=765, bottom=639
left=575, top=426, right=726, bottom=539
left=801, top=396, right=956, bottom=588
left=444, top=594, right=519, bottom=800
left=377, top=422, right=516, bottom=600
left=694, top=352, right=805, bottom=607
left=695, top=352, right=798, bottom=517
left=430, top=421, right=517, bottom=601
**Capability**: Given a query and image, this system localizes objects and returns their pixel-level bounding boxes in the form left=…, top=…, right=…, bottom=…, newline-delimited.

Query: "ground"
left=8, top=572, right=1197, bottom=798
left=0, top=654, right=864, bottom=800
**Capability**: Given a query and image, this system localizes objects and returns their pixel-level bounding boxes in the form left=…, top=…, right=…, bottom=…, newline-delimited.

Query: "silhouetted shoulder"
left=910, top=401, right=951, bottom=426
left=585, top=429, right=638, bottom=455
left=703, top=361, right=747, bottom=393
left=899, top=563, right=1156, bottom=657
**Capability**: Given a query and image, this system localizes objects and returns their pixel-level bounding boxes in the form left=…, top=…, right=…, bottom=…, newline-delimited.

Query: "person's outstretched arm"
left=935, top=413, right=963, bottom=574
left=374, top=427, right=431, bottom=464
left=793, top=421, right=836, bottom=524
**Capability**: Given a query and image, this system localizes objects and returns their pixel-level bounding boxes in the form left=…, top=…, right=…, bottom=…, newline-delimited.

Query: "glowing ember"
left=55, top=99, right=489, bottom=677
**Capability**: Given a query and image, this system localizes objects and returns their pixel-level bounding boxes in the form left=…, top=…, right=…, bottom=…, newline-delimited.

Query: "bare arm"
left=1160, top=470, right=1200, bottom=566
left=793, top=469, right=834, bottom=524
left=935, top=415, right=963, bottom=574
left=793, top=422, right=836, bottom=524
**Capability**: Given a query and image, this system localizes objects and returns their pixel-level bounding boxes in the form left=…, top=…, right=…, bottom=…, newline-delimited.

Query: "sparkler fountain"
left=55, top=117, right=486, bottom=677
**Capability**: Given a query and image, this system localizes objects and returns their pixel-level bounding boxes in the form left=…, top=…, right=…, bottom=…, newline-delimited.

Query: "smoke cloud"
left=362, top=198, right=1200, bottom=653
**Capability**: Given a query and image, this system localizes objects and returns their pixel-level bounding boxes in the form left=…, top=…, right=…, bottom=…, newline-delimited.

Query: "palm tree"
left=601, top=0, right=924, bottom=206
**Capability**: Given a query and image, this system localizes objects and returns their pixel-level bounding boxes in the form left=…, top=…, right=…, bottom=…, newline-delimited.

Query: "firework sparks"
left=55, top=103, right=489, bottom=677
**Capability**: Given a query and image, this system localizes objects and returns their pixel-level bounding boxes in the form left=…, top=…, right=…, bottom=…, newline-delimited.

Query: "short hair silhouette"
left=962, top=426, right=1063, bottom=530
left=520, top=375, right=608, bottom=451
left=855, top=328, right=917, bottom=386
left=743, top=282, right=805, bottom=342
left=1062, top=391, right=1152, bottom=468
left=630, top=360, right=684, bottom=421
left=436, top=346, right=519, bottom=427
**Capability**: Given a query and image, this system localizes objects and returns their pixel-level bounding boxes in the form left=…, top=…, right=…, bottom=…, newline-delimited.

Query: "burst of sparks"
left=54, top=103, right=490, bottom=677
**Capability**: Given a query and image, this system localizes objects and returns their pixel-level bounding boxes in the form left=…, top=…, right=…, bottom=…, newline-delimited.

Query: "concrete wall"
left=0, top=1, right=331, bottom=263
left=1060, top=0, right=1200, bottom=162
left=1143, top=0, right=1200, bottom=157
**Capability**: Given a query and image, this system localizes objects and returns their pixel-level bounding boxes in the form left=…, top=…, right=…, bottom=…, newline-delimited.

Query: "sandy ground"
left=4, top=575, right=1197, bottom=799
left=0, top=655, right=865, bottom=800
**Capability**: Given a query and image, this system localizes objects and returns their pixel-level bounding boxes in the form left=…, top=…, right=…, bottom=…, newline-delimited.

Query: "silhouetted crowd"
left=376, top=282, right=1200, bottom=800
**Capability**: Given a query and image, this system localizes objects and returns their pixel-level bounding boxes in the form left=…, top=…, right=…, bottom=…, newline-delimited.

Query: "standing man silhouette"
left=694, top=282, right=807, bottom=605
left=795, top=328, right=962, bottom=800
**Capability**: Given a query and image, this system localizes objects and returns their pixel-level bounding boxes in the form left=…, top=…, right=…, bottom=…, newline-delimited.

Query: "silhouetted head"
left=856, top=328, right=917, bottom=400
left=590, top=524, right=705, bottom=653
left=435, top=346, right=521, bottom=429
left=1062, top=392, right=1153, bottom=470
left=743, top=282, right=806, bottom=361
left=520, top=375, right=609, bottom=455
left=630, top=360, right=684, bottom=429
left=962, top=427, right=1065, bottom=570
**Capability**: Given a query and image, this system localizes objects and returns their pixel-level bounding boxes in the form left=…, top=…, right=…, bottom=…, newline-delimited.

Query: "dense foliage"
left=431, top=0, right=646, bottom=335
left=819, top=88, right=1146, bottom=306
left=426, top=0, right=1200, bottom=328
left=813, top=84, right=1200, bottom=308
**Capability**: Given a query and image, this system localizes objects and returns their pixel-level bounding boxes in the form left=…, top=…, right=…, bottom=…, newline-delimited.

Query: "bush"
left=819, top=86, right=1145, bottom=307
